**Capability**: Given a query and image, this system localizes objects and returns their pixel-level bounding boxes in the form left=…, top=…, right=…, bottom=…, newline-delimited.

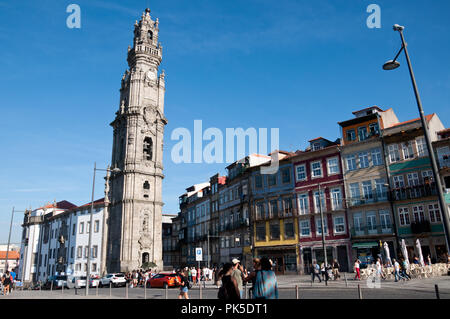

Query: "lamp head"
left=383, top=60, right=401, bottom=70
left=111, top=168, right=121, bottom=173
left=393, top=24, right=404, bottom=31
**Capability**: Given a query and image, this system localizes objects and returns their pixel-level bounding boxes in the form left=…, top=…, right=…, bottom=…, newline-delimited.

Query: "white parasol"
left=415, top=238, right=425, bottom=267
left=383, top=242, right=392, bottom=266
left=401, top=239, right=410, bottom=269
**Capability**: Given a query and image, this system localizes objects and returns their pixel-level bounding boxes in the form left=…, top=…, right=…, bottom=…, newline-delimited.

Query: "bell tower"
left=106, top=8, right=167, bottom=273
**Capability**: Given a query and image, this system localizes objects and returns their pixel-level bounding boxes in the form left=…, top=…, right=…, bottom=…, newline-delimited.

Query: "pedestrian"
left=178, top=269, right=190, bottom=299
left=320, top=262, right=327, bottom=281
left=188, top=267, right=192, bottom=283
left=191, top=267, right=197, bottom=284
left=244, top=258, right=261, bottom=298
left=354, top=259, right=361, bottom=281
left=217, top=263, right=240, bottom=300
left=214, top=266, right=221, bottom=288
left=332, top=259, right=340, bottom=280
left=375, top=258, right=385, bottom=281
left=400, top=258, right=411, bottom=280
left=252, top=257, right=278, bottom=299
left=2, top=271, right=11, bottom=296
left=311, top=260, right=321, bottom=283
left=427, top=254, right=432, bottom=266
left=393, top=258, right=401, bottom=282
left=231, top=258, right=247, bottom=298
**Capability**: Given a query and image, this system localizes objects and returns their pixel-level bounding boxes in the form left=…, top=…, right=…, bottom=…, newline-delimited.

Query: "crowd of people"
left=310, top=259, right=341, bottom=283
left=175, top=257, right=279, bottom=300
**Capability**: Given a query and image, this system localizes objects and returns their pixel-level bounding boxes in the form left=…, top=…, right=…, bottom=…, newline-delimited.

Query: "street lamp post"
left=318, top=183, right=328, bottom=285
left=85, top=163, right=120, bottom=296
left=383, top=24, right=450, bottom=254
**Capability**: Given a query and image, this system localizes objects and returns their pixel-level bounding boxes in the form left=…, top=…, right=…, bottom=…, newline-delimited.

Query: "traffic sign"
left=195, top=247, right=202, bottom=261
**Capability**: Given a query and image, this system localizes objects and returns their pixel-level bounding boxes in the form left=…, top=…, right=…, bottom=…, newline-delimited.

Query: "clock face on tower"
left=146, top=70, right=156, bottom=81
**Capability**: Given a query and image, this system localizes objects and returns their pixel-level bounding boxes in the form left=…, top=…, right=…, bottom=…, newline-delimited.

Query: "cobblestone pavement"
left=2, top=274, right=449, bottom=299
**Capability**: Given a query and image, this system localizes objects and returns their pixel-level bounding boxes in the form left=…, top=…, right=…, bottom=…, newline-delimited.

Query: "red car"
left=147, top=273, right=181, bottom=288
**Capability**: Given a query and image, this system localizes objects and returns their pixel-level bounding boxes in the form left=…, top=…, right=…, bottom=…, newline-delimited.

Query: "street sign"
left=195, top=247, right=203, bottom=261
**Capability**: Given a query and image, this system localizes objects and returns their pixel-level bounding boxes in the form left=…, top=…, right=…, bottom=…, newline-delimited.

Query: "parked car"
left=42, top=275, right=68, bottom=289
left=67, top=276, right=86, bottom=288
left=147, top=273, right=181, bottom=288
left=99, top=273, right=126, bottom=287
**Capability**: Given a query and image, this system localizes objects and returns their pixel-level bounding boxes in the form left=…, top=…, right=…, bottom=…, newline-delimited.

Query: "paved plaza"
left=2, top=274, right=449, bottom=299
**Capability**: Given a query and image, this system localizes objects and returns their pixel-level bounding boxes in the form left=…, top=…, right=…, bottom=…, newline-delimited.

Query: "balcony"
left=439, top=157, right=450, bottom=169
left=347, top=192, right=389, bottom=207
left=391, top=184, right=437, bottom=201
left=350, top=225, right=393, bottom=237
left=410, top=220, right=431, bottom=234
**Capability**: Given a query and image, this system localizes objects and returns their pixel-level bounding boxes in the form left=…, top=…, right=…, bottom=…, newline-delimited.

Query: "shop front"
left=256, top=246, right=298, bottom=275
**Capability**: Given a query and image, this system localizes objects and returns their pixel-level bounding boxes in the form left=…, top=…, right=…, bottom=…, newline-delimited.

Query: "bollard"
left=96, top=284, right=98, bottom=296
left=144, top=282, right=147, bottom=300
left=435, top=284, right=440, bottom=299
left=75, top=287, right=78, bottom=295
left=199, top=280, right=203, bottom=300
left=109, top=282, right=112, bottom=298
left=344, top=273, right=348, bottom=287
left=165, top=284, right=168, bottom=299
left=357, top=284, right=362, bottom=299
left=126, top=283, right=128, bottom=299
left=62, top=282, right=64, bottom=294
left=245, top=284, right=248, bottom=299
left=295, top=285, right=299, bottom=299
left=50, top=281, right=53, bottom=292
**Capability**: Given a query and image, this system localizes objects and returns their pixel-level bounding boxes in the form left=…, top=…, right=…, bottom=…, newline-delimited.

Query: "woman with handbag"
left=252, top=257, right=278, bottom=299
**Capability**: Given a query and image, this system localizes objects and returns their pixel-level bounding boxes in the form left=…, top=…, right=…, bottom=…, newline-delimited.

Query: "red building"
left=291, top=137, right=351, bottom=273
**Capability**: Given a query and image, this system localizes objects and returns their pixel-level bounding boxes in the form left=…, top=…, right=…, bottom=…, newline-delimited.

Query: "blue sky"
left=1, top=0, right=449, bottom=243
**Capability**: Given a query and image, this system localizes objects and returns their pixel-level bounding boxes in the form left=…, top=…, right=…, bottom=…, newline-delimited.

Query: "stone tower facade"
left=105, top=8, right=167, bottom=273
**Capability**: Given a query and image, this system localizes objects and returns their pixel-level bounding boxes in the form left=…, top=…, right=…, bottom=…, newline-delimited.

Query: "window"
left=369, top=123, right=380, bottom=136
left=256, top=202, right=266, bottom=219
left=358, top=126, right=368, bottom=141
left=281, top=168, right=291, bottom=183
left=366, top=211, right=377, bottom=231
left=412, top=206, right=425, bottom=223
left=375, top=179, right=387, bottom=200
left=416, top=137, right=428, bottom=157
left=71, top=247, right=74, bottom=259
left=299, top=219, right=311, bottom=237
left=371, top=148, right=383, bottom=166
left=92, top=263, right=97, bottom=272
left=402, top=142, right=414, bottom=160
left=358, top=152, right=369, bottom=168
left=353, top=213, right=363, bottom=232
left=284, top=219, right=295, bottom=239
left=313, top=190, right=326, bottom=213
left=143, top=181, right=150, bottom=190
left=270, top=200, right=279, bottom=218
left=256, top=223, right=266, bottom=241
left=255, top=175, right=263, bottom=188
left=268, top=174, right=277, bottom=186
left=92, top=245, right=98, bottom=258
left=393, top=175, right=405, bottom=188
left=86, top=221, right=91, bottom=234
left=398, top=207, right=410, bottom=226
left=72, top=224, right=76, bottom=236
left=315, top=217, right=328, bottom=235
left=283, top=197, right=293, bottom=215
left=428, top=203, right=441, bottom=223
left=327, top=157, right=340, bottom=175
left=362, top=181, right=373, bottom=201
left=147, top=30, right=153, bottom=40
left=270, top=222, right=280, bottom=240
left=79, top=222, right=84, bottom=234
left=407, top=172, right=421, bottom=198
left=388, top=144, right=400, bottom=163
left=346, top=155, right=357, bottom=171
left=422, top=170, right=434, bottom=184
left=94, top=220, right=100, bottom=233
left=346, top=129, right=356, bottom=142
left=143, top=137, right=153, bottom=161
left=77, top=246, right=82, bottom=258
left=311, top=161, right=322, bottom=178
left=379, top=210, right=392, bottom=230
left=349, top=183, right=360, bottom=204
left=330, top=188, right=342, bottom=210
left=334, top=216, right=345, bottom=234
left=84, top=246, right=89, bottom=258
left=297, top=193, right=309, bottom=215
left=296, top=164, right=306, bottom=181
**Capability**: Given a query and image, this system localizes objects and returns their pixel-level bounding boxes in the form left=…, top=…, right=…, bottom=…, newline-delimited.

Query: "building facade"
left=383, top=114, right=447, bottom=262
left=339, top=106, right=399, bottom=265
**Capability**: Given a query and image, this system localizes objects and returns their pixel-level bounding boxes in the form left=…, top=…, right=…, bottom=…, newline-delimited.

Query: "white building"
left=18, top=199, right=105, bottom=284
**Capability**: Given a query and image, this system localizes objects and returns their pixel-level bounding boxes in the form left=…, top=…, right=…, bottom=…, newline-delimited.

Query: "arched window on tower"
left=147, top=30, right=153, bottom=41
left=143, top=137, right=153, bottom=161
left=142, top=252, right=149, bottom=264
left=143, top=181, right=150, bottom=190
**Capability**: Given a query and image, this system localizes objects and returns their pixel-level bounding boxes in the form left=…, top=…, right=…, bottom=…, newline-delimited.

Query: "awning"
left=352, top=242, right=379, bottom=249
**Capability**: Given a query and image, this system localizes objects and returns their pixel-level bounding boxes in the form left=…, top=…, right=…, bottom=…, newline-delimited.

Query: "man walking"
left=311, top=261, right=321, bottom=283
left=231, top=258, right=247, bottom=298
